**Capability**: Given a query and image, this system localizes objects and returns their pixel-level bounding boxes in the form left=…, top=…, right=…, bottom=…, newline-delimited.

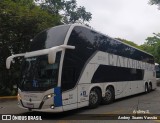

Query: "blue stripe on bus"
left=54, top=87, right=62, bottom=107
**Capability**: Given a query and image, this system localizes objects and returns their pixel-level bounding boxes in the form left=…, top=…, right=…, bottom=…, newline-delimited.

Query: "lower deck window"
left=92, top=65, right=144, bottom=83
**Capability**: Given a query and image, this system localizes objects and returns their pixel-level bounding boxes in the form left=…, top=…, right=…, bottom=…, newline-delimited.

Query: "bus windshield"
left=19, top=53, right=61, bottom=91
left=30, top=25, right=70, bottom=51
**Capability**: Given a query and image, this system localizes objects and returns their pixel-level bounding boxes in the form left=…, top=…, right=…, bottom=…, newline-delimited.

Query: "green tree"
left=0, top=0, right=61, bottom=96
left=149, top=0, right=160, bottom=9
left=148, top=0, right=160, bottom=63
left=115, top=38, right=140, bottom=49
left=140, top=43, right=155, bottom=55
left=115, top=37, right=160, bottom=63
left=149, top=0, right=160, bottom=5
left=154, top=41, right=160, bottom=63
left=146, top=35, right=160, bottom=46
left=63, top=0, right=92, bottom=23
left=140, top=34, right=160, bottom=63
left=38, top=0, right=92, bottom=24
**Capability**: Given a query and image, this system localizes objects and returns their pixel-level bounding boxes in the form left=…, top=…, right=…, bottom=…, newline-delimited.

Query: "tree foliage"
left=0, top=0, right=92, bottom=96
left=149, top=0, right=160, bottom=5
left=0, top=0, right=61, bottom=95
left=140, top=34, right=160, bottom=63
left=116, top=38, right=140, bottom=49
left=149, top=0, right=160, bottom=9
left=148, top=0, right=160, bottom=63
left=38, top=0, right=92, bottom=24
left=116, top=37, right=160, bottom=64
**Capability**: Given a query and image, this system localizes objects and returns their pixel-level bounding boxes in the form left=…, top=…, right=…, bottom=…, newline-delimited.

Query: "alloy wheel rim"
left=104, top=90, right=112, bottom=101
left=90, top=91, right=98, bottom=104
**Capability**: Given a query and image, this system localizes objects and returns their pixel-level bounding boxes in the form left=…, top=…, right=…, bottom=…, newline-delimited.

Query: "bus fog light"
left=50, top=105, right=54, bottom=109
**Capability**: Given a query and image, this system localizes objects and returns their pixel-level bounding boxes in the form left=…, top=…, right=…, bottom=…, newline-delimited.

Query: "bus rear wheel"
left=89, top=88, right=101, bottom=108
left=102, top=87, right=114, bottom=104
left=148, top=83, right=152, bottom=92
left=145, top=84, right=148, bottom=93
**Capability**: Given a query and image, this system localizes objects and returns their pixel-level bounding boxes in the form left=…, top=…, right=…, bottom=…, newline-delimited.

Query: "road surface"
left=0, top=87, right=160, bottom=123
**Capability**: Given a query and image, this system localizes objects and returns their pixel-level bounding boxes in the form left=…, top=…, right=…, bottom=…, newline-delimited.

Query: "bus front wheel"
left=89, top=88, right=101, bottom=108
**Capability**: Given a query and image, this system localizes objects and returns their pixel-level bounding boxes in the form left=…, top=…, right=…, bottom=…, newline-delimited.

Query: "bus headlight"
left=42, top=93, right=55, bottom=102
left=17, top=93, right=21, bottom=100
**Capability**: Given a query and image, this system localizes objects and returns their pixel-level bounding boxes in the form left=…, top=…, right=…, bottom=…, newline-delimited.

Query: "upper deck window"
left=30, top=25, right=70, bottom=51
left=68, top=26, right=154, bottom=64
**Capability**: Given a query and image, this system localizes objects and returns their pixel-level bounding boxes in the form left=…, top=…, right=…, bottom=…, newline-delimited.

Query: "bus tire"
left=89, top=88, right=101, bottom=108
left=148, top=83, right=152, bottom=92
left=102, top=86, right=115, bottom=104
left=145, top=84, right=148, bottom=93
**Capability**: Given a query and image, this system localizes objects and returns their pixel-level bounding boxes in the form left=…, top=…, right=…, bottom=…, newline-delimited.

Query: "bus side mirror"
left=48, top=45, right=75, bottom=64
left=48, top=50, right=57, bottom=64
left=6, top=53, right=25, bottom=69
left=6, top=56, right=14, bottom=69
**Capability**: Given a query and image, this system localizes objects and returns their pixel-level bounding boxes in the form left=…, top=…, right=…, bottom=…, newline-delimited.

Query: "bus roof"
left=69, top=23, right=153, bottom=57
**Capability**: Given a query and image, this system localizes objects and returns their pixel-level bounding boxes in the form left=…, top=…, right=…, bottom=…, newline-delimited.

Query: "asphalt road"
left=0, top=87, right=160, bottom=123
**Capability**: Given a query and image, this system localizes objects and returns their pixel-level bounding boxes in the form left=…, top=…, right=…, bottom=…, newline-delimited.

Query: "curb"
left=0, top=96, right=17, bottom=99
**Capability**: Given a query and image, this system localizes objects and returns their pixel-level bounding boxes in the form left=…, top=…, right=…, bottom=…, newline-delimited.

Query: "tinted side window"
left=61, top=67, right=76, bottom=91
left=92, top=65, right=144, bottom=83
left=70, top=26, right=154, bottom=64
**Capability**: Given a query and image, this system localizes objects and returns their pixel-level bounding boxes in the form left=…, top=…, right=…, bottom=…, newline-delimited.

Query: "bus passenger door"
left=61, top=67, right=78, bottom=111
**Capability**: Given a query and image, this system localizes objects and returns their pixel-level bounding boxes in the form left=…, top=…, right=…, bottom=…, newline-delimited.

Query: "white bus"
left=6, top=24, right=156, bottom=112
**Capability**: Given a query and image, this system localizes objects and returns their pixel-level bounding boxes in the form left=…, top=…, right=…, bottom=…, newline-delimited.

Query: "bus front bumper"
left=18, top=98, right=63, bottom=112
left=18, top=102, right=63, bottom=112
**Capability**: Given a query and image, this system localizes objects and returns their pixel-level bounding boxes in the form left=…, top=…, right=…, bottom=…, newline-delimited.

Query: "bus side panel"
left=115, top=80, right=144, bottom=99
left=114, top=81, right=131, bottom=99
left=130, top=81, right=137, bottom=95
left=77, top=84, right=90, bottom=108
left=114, top=82, right=124, bottom=99
left=62, top=87, right=78, bottom=111
left=78, top=64, right=98, bottom=84
left=136, top=80, right=145, bottom=94
left=144, top=71, right=152, bottom=82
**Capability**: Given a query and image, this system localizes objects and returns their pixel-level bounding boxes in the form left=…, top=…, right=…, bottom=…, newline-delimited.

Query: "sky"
left=76, top=0, right=160, bottom=45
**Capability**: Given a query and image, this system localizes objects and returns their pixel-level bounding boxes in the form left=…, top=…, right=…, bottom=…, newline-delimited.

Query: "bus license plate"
left=26, top=103, right=34, bottom=108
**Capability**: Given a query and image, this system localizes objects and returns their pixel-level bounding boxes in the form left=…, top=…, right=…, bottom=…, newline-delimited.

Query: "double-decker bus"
left=6, top=24, right=156, bottom=112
